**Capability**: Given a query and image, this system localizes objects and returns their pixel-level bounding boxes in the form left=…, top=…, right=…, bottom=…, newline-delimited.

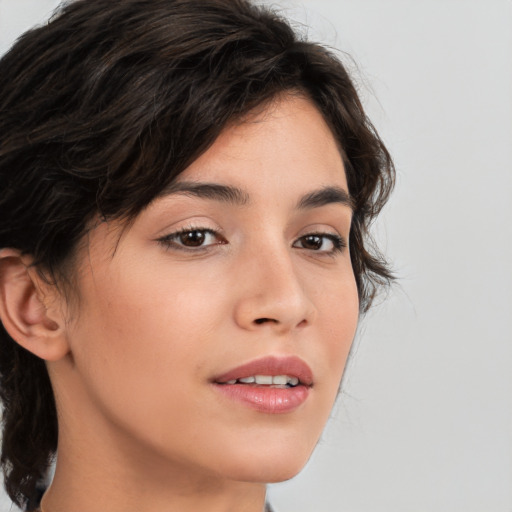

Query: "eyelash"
left=292, top=232, right=346, bottom=254
left=158, top=227, right=226, bottom=252
left=157, top=227, right=346, bottom=255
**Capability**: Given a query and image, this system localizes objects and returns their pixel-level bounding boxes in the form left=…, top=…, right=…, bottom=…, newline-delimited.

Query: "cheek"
left=314, top=269, right=359, bottom=385
left=65, top=264, right=233, bottom=445
left=87, top=271, right=224, bottom=364
left=90, top=259, right=240, bottom=375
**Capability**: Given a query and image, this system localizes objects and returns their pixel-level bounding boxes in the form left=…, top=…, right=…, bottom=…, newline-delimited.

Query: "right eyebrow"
left=296, top=186, right=354, bottom=211
left=159, top=181, right=250, bottom=206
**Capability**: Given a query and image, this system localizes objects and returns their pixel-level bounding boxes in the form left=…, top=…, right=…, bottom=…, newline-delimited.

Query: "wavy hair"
left=0, top=0, right=394, bottom=508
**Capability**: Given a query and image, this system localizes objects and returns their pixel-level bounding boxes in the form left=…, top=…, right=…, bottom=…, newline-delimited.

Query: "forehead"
left=174, top=94, right=348, bottom=195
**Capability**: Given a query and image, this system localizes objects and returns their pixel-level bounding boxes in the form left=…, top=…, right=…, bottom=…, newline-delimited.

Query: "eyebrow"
left=161, top=181, right=249, bottom=205
left=296, top=186, right=354, bottom=211
left=161, top=181, right=353, bottom=211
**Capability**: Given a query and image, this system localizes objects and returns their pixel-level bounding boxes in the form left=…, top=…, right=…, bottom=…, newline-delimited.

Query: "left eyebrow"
left=296, top=186, right=354, bottom=211
left=160, top=181, right=249, bottom=205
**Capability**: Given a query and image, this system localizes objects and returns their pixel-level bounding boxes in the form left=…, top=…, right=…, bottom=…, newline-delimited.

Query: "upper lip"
left=213, top=356, right=314, bottom=387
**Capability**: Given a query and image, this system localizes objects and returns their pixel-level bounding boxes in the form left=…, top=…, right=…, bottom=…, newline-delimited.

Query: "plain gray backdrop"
left=1, top=1, right=511, bottom=511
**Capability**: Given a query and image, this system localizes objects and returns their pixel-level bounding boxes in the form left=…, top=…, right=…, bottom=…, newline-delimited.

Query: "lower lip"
left=213, top=383, right=310, bottom=414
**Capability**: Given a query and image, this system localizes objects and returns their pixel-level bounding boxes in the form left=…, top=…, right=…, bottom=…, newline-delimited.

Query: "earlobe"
left=0, top=248, right=70, bottom=361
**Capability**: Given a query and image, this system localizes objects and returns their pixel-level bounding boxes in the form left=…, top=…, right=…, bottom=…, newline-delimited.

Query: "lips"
left=214, top=355, right=314, bottom=387
left=212, top=356, right=313, bottom=414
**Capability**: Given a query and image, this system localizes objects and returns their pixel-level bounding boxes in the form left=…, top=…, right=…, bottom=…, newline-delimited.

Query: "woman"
left=0, top=0, right=394, bottom=511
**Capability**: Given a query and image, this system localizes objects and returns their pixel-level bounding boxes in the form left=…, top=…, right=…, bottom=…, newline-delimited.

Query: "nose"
left=233, top=244, right=317, bottom=335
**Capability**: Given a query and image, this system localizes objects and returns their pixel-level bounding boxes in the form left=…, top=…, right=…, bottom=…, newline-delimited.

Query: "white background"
left=1, top=1, right=511, bottom=511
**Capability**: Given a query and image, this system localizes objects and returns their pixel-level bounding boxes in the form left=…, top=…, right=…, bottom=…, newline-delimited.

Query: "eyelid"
left=292, top=231, right=347, bottom=254
left=156, top=226, right=226, bottom=252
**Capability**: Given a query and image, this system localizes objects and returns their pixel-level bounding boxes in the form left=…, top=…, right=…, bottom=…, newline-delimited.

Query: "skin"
left=1, top=95, right=359, bottom=512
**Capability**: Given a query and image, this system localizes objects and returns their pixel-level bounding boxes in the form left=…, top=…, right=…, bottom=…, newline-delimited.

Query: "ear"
left=0, top=248, right=70, bottom=361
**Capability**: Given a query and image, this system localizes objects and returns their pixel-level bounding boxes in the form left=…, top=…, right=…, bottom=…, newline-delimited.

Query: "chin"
left=258, top=464, right=307, bottom=484
left=216, top=441, right=316, bottom=484
left=225, top=462, right=308, bottom=485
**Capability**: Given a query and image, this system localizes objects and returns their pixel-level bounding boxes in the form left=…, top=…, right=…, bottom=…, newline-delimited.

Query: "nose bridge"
left=234, top=234, right=316, bottom=332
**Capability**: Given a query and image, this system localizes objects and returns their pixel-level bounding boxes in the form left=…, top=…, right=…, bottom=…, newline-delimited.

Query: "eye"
left=158, top=228, right=226, bottom=251
left=293, top=233, right=346, bottom=254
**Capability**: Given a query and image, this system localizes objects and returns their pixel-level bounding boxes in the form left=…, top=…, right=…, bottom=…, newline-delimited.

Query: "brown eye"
left=158, top=228, right=225, bottom=251
left=301, top=235, right=323, bottom=250
left=179, top=230, right=207, bottom=247
left=293, top=233, right=345, bottom=254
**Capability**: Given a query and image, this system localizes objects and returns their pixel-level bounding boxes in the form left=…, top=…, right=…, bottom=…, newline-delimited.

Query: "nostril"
left=254, top=318, right=276, bottom=325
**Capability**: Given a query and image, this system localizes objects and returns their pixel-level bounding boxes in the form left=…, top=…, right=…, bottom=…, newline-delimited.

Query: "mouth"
left=212, top=356, right=313, bottom=414
left=220, top=374, right=301, bottom=388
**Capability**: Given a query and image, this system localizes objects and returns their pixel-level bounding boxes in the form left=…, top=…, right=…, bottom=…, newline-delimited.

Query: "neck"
left=42, top=449, right=267, bottom=512
left=42, top=378, right=268, bottom=512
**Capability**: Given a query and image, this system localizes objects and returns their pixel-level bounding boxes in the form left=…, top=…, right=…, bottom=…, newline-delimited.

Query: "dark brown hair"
left=0, top=0, right=394, bottom=508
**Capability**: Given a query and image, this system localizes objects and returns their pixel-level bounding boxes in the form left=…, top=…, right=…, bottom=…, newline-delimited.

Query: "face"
left=54, top=95, right=359, bottom=484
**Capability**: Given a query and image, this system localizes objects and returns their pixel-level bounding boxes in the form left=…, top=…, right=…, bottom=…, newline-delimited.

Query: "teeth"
left=225, top=375, right=300, bottom=386
left=254, top=375, right=273, bottom=385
